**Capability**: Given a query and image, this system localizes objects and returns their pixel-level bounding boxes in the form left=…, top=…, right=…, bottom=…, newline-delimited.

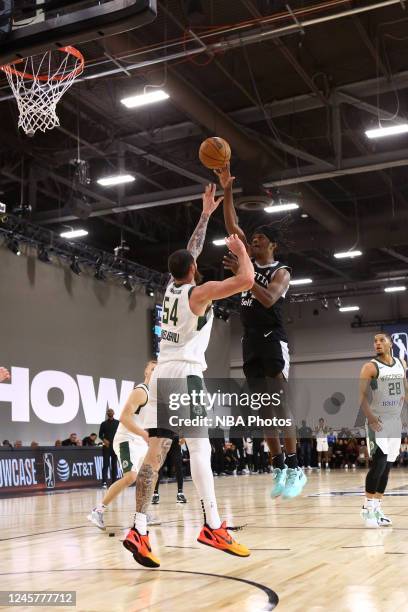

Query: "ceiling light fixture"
left=264, top=202, right=299, bottom=213
left=339, top=305, right=360, bottom=312
left=289, top=278, right=313, bottom=286
left=334, top=250, right=362, bottom=259
left=365, top=124, right=408, bottom=139
left=384, top=285, right=406, bottom=293
left=97, top=174, right=135, bottom=187
left=60, top=229, right=88, bottom=239
left=120, top=90, right=169, bottom=109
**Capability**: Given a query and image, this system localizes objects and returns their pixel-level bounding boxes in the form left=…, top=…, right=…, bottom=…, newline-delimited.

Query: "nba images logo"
left=391, top=333, right=408, bottom=362
left=43, top=453, right=55, bottom=488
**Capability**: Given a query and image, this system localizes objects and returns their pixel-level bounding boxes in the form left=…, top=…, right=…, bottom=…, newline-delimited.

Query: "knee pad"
left=186, top=437, right=212, bottom=456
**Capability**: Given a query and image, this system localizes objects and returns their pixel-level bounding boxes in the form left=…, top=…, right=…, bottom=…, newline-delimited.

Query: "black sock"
left=286, top=453, right=298, bottom=469
left=272, top=453, right=285, bottom=470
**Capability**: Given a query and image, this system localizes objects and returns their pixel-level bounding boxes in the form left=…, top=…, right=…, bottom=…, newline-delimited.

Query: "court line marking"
left=165, top=545, right=291, bottom=551
left=0, top=568, right=279, bottom=611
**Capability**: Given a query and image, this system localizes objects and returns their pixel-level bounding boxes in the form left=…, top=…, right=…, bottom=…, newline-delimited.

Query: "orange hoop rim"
left=0, top=46, right=84, bottom=82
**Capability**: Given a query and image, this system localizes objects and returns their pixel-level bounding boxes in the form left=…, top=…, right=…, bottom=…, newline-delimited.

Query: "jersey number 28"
left=162, top=297, right=179, bottom=326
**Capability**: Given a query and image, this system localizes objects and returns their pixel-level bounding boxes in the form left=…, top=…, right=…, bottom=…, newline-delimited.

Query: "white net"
left=0, top=47, right=84, bottom=136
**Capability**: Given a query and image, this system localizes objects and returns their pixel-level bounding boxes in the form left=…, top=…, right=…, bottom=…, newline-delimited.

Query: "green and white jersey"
left=116, top=383, right=149, bottom=440
left=370, top=357, right=405, bottom=422
left=158, top=281, right=213, bottom=370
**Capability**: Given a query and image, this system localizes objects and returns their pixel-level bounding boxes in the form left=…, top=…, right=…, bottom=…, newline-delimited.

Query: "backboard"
left=0, top=0, right=157, bottom=64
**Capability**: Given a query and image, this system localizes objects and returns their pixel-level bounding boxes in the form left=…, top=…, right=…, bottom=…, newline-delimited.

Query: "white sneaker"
left=361, top=507, right=379, bottom=528
left=87, top=508, right=105, bottom=530
left=375, top=507, right=392, bottom=527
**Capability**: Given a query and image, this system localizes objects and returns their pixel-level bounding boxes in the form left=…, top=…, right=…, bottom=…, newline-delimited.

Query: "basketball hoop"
left=0, top=46, right=84, bottom=136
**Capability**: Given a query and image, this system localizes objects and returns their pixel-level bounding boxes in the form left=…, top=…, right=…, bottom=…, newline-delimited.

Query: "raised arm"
left=359, top=362, right=382, bottom=432
left=190, top=234, right=254, bottom=314
left=119, top=388, right=149, bottom=443
left=217, top=164, right=249, bottom=250
left=187, top=183, right=223, bottom=260
left=224, top=255, right=290, bottom=308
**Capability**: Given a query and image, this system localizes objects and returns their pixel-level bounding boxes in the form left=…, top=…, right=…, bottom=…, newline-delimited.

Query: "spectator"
left=400, top=437, right=408, bottom=467
left=244, top=437, right=255, bottom=472
left=62, top=433, right=78, bottom=446
left=14, top=440, right=22, bottom=448
left=356, top=439, right=369, bottom=468
left=344, top=438, right=358, bottom=468
left=224, top=443, right=238, bottom=475
left=209, top=426, right=226, bottom=476
left=298, top=420, right=313, bottom=468
left=82, top=433, right=97, bottom=446
left=229, top=433, right=246, bottom=474
left=30, top=441, right=39, bottom=448
left=261, top=439, right=270, bottom=472
left=99, top=409, right=119, bottom=488
left=332, top=438, right=345, bottom=468
left=2, top=440, right=13, bottom=448
left=76, top=439, right=83, bottom=447
left=181, top=442, right=191, bottom=477
left=55, top=440, right=62, bottom=447
left=0, top=367, right=10, bottom=382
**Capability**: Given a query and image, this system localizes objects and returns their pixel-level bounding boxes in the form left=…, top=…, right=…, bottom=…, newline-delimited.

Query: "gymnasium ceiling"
left=2, top=0, right=408, bottom=299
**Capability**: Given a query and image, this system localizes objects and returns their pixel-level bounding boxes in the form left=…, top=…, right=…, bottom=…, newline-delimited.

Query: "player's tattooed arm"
left=135, top=438, right=171, bottom=513
left=187, top=183, right=223, bottom=260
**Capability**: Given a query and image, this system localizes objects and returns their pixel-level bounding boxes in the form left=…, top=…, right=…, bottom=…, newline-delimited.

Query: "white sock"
left=96, top=504, right=107, bottom=513
left=186, top=437, right=221, bottom=529
left=365, top=497, right=375, bottom=509
left=373, top=498, right=380, bottom=509
left=134, top=512, right=147, bottom=535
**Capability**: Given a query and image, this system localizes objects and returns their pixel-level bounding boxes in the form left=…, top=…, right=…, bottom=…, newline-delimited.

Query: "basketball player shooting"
left=359, top=332, right=407, bottom=527
left=217, top=164, right=307, bottom=500
left=87, top=360, right=156, bottom=530
left=122, top=183, right=254, bottom=568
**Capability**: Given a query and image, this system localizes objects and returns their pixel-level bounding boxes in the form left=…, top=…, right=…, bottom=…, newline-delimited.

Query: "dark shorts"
left=148, top=428, right=178, bottom=440
left=242, top=329, right=290, bottom=381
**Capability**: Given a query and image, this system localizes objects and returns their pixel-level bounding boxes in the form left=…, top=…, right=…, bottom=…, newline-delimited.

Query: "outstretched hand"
left=214, top=163, right=235, bottom=190
left=225, top=234, right=246, bottom=257
left=223, top=252, right=239, bottom=275
left=202, top=183, right=223, bottom=216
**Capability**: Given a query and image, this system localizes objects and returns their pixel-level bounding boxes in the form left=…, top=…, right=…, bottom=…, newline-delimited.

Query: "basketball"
left=199, top=137, right=231, bottom=169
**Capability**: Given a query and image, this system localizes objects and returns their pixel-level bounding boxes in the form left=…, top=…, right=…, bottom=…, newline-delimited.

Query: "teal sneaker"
left=282, top=468, right=307, bottom=499
left=270, top=467, right=288, bottom=498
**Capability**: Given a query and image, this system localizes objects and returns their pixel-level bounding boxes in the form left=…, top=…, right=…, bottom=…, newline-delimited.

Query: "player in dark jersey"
left=217, top=164, right=307, bottom=499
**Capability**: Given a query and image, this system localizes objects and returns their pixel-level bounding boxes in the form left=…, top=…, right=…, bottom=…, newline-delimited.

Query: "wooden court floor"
left=1, top=469, right=408, bottom=612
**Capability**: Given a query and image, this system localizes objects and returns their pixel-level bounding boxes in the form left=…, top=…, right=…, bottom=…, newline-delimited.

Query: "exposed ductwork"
left=144, top=67, right=348, bottom=235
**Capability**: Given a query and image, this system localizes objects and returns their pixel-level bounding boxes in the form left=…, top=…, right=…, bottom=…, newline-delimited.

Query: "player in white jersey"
left=359, top=332, right=407, bottom=527
left=123, top=184, right=254, bottom=568
left=315, top=418, right=329, bottom=469
left=87, top=360, right=156, bottom=530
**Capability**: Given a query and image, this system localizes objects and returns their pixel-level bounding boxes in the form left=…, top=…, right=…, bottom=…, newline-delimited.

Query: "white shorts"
left=368, top=437, right=401, bottom=462
left=316, top=439, right=329, bottom=453
left=366, top=419, right=402, bottom=462
left=113, top=434, right=147, bottom=474
left=143, top=360, right=205, bottom=433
